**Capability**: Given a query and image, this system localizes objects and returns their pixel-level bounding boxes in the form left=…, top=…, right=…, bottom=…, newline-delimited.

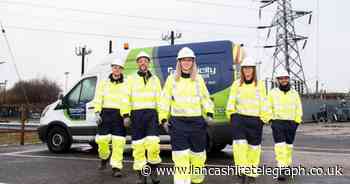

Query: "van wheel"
left=89, top=141, right=98, bottom=153
left=207, top=142, right=227, bottom=154
left=211, top=143, right=227, bottom=152
left=47, top=126, right=71, bottom=153
left=206, top=133, right=226, bottom=153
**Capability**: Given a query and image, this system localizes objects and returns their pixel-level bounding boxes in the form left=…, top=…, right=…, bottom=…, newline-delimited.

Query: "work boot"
left=246, top=176, right=257, bottom=184
left=149, top=164, right=160, bottom=184
left=277, top=174, right=287, bottom=181
left=112, top=168, right=122, bottom=177
left=136, top=171, right=147, bottom=184
left=237, top=174, right=246, bottom=184
left=277, top=167, right=289, bottom=181
left=98, top=159, right=108, bottom=170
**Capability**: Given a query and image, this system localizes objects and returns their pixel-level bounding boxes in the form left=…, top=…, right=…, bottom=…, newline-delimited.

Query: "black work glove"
left=205, top=113, right=215, bottom=126
left=161, top=119, right=170, bottom=133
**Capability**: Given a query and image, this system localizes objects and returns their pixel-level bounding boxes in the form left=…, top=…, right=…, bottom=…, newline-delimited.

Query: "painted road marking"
left=1, top=151, right=350, bottom=169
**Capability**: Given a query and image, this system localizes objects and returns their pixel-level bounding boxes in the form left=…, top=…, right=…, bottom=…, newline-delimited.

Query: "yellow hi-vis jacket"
left=159, top=74, right=214, bottom=121
left=268, top=88, right=303, bottom=123
left=92, top=79, right=130, bottom=116
left=126, top=73, right=162, bottom=111
left=226, top=80, right=271, bottom=123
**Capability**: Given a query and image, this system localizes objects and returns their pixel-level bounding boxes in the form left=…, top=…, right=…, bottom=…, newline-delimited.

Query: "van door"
left=64, top=76, right=97, bottom=126
left=80, top=77, right=98, bottom=125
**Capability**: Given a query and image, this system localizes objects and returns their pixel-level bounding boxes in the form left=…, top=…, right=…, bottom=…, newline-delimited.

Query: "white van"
left=38, top=40, right=242, bottom=153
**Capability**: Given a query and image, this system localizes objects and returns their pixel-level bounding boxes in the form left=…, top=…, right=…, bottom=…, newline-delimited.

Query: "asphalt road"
left=1, top=123, right=350, bottom=184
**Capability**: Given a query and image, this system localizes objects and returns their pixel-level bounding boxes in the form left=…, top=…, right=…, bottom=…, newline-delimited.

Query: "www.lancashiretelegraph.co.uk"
left=141, top=164, right=344, bottom=179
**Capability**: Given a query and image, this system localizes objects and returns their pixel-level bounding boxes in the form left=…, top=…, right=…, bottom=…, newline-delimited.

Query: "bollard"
left=20, top=105, right=27, bottom=145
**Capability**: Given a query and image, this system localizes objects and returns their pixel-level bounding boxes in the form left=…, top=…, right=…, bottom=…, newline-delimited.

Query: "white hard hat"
left=111, top=57, right=125, bottom=67
left=240, top=57, right=256, bottom=67
left=107, top=54, right=125, bottom=67
left=177, top=47, right=196, bottom=60
left=275, top=68, right=290, bottom=78
left=136, top=51, right=151, bottom=62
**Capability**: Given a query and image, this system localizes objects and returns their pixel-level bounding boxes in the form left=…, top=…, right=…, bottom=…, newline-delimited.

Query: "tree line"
left=1, top=77, right=61, bottom=105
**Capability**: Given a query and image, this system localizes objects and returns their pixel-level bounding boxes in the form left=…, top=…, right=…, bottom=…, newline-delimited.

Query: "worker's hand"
left=95, top=112, right=102, bottom=126
left=261, top=117, right=270, bottom=124
left=161, top=119, right=170, bottom=134
left=123, top=117, right=131, bottom=128
left=205, top=113, right=215, bottom=126
left=205, top=117, right=215, bottom=126
left=292, top=121, right=300, bottom=127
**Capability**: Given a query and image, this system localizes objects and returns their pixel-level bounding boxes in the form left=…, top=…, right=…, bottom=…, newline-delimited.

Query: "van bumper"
left=38, top=125, right=49, bottom=143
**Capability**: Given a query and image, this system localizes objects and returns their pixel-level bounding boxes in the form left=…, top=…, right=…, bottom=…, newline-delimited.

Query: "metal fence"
left=0, top=104, right=43, bottom=145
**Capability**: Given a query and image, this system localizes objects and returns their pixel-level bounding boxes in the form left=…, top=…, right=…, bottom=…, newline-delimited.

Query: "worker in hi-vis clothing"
left=159, top=47, right=215, bottom=184
left=268, top=68, right=303, bottom=181
left=226, top=57, right=271, bottom=184
left=126, top=51, right=162, bottom=184
left=92, top=54, right=131, bottom=177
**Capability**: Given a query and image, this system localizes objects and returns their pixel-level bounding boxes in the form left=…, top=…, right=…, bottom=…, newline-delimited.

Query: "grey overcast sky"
left=0, top=0, right=349, bottom=92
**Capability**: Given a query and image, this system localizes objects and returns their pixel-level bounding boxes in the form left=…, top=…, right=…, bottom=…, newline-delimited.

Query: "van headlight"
left=41, top=105, right=50, bottom=117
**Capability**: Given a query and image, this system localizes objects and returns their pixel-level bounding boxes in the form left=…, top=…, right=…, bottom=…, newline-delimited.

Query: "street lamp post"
left=75, top=45, right=92, bottom=76
left=162, top=30, right=182, bottom=45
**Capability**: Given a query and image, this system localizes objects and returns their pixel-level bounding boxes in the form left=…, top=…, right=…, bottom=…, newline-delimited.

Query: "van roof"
left=84, top=40, right=234, bottom=78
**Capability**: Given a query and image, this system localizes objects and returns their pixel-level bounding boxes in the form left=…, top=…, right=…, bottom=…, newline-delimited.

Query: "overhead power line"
left=0, top=0, right=258, bottom=29
left=5, top=25, right=160, bottom=41
left=1, top=12, right=257, bottom=38
left=176, top=0, right=260, bottom=10
left=7, top=25, right=258, bottom=45
left=176, top=0, right=274, bottom=12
